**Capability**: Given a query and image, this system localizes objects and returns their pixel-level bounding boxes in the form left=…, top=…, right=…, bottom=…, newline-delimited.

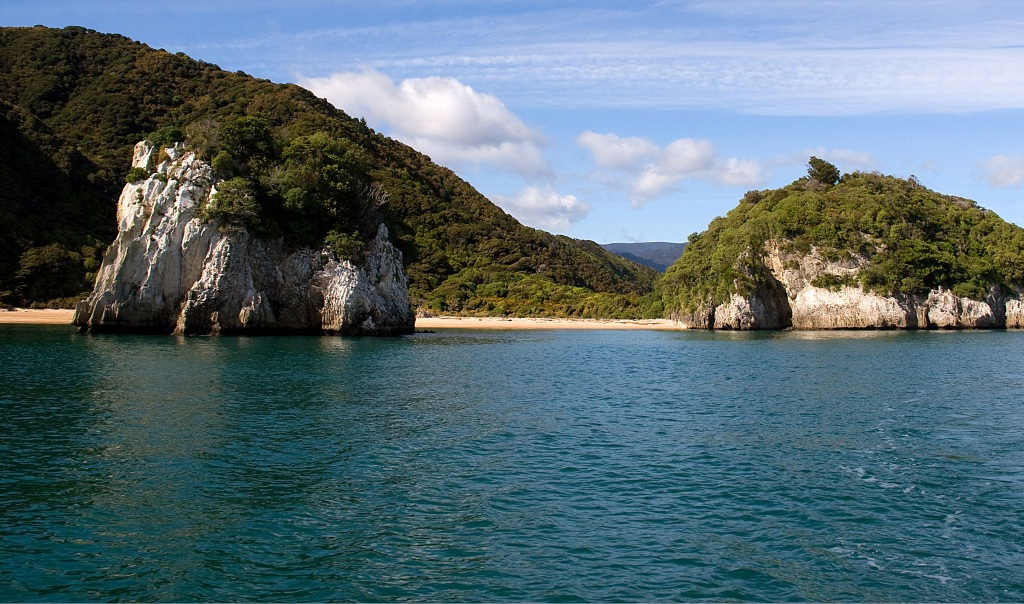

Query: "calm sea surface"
left=2, top=325, right=1023, bottom=601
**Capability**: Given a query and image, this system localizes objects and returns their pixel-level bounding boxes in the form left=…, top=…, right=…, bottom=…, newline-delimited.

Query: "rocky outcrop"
left=676, top=241, right=1023, bottom=330
left=1007, top=298, right=1024, bottom=328
left=711, top=261, right=791, bottom=329
left=74, top=141, right=414, bottom=335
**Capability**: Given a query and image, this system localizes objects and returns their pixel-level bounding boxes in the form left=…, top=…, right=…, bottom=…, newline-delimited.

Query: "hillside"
left=0, top=26, right=656, bottom=316
left=659, top=159, right=1024, bottom=328
left=602, top=242, right=686, bottom=272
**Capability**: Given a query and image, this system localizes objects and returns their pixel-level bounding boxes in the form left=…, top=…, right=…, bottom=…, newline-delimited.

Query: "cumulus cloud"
left=982, top=155, right=1024, bottom=188
left=493, top=186, right=591, bottom=231
left=632, top=165, right=686, bottom=203
left=713, top=157, right=766, bottom=186
left=578, top=132, right=764, bottom=205
left=301, top=69, right=550, bottom=177
left=577, top=131, right=660, bottom=169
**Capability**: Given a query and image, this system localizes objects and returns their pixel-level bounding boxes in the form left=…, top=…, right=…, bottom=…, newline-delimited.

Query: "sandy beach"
left=0, top=309, right=680, bottom=331
left=416, top=316, right=680, bottom=330
left=0, top=309, right=75, bottom=325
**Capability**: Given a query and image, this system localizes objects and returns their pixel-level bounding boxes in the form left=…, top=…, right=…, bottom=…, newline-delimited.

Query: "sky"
left=4, top=1, right=1024, bottom=243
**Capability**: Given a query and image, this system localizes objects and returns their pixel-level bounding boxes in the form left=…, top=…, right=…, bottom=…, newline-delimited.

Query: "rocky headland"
left=74, top=141, right=414, bottom=335
left=673, top=242, right=1024, bottom=330
left=662, top=161, right=1024, bottom=330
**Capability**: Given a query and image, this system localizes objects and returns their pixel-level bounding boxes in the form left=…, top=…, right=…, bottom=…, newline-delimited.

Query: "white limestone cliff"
left=74, top=141, right=414, bottom=335
left=675, top=240, right=1023, bottom=330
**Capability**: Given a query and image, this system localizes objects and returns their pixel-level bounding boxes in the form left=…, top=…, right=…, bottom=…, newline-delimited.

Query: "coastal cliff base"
left=675, top=243, right=1023, bottom=330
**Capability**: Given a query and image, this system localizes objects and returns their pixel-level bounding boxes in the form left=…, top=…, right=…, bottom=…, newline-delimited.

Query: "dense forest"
left=659, top=158, right=1024, bottom=316
left=0, top=25, right=656, bottom=316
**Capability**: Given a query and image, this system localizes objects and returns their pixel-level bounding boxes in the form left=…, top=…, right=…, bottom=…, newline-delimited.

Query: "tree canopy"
left=807, top=156, right=840, bottom=185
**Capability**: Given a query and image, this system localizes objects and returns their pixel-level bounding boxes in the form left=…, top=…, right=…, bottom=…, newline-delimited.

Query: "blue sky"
left=4, top=1, right=1024, bottom=243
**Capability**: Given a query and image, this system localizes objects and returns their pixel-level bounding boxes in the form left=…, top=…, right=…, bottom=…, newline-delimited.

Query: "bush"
left=202, top=177, right=261, bottom=229
left=185, top=118, right=219, bottom=159
left=220, top=116, right=276, bottom=171
left=125, top=167, right=149, bottom=183
left=147, top=124, right=183, bottom=149
left=811, top=273, right=856, bottom=291
left=211, top=150, right=237, bottom=177
left=325, top=230, right=363, bottom=260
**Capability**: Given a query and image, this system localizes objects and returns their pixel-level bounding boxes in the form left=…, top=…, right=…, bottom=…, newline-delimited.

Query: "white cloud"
left=713, top=157, right=766, bottom=186
left=402, top=137, right=549, bottom=179
left=662, top=138, right=716, bottom=174
left=578, top=133, right=763, bottom=205
left=631, top=166, right=682, bottom=203
left=576, top=131, right=660, bottom=169
left=301, top=69, right=550, bottom=177
left=982, top=155, right=1024, bottom=188
left=630, top=148, right=765, bottom=204
left=493, top=186, right=591, bottom=231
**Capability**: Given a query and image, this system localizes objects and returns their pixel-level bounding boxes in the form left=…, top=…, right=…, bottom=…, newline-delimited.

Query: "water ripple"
left=1, top=326, right=1024, bottom=600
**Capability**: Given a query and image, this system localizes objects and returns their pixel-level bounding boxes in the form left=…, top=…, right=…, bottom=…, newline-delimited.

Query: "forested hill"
left=659, top=160, right=1024, bottom=316
left=0, top=26, right=656, bottom=316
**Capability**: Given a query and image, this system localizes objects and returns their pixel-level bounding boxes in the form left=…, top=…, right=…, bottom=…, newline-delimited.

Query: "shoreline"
left=416, top=316, right=680, bottom=331
left=0, top=308, right=76, bottom=325
left=3, top=309, right=1018, bottom=332
left=0, top=309, right=679, bottom=331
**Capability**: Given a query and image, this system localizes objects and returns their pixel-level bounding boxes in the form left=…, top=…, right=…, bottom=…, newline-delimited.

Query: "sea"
left=2, top=324, right=1023, bottom=601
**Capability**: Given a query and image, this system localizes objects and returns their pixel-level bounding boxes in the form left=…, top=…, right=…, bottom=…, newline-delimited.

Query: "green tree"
left=807, top=156, right=840, bottom=185
left=324, top=229, right=364, bottom=260
left=14, top=244, right=87, bottom=304
left=210, top=150, right=237, bottom=178
left=147, top=124, right=183, bottom=148
left=202, top=177, right=261, bottom=229
left=279, top=132, right=369, bottom=218
left=125, top=167, right=149, bottom=183
left=219, top=116, right=276, bottom=172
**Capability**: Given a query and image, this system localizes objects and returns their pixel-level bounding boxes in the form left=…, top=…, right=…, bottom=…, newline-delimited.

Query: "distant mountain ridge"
left=601, top=242, right=687, bottom=272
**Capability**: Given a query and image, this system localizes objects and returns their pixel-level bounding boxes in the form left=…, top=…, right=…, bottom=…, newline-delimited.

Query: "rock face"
left=74, top=141, right=415, bottom=335
left=675, top=240, right=1024, bottom=330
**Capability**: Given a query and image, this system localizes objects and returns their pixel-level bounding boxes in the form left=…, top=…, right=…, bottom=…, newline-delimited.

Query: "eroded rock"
left=676, top=241, right=1022, bottom=330
left=74, top=141, right=414, bottom=335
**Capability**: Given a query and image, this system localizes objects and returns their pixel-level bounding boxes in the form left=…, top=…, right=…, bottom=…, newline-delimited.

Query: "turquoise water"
left=2, top=325, right=1023, bottom=601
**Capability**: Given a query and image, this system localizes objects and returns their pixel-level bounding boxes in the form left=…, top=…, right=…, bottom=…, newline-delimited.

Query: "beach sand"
left=416, top=316, right=680, bottom=331
left=0, top=309, right=75, bottom=325
left=0, top=309, right=682, bottom=331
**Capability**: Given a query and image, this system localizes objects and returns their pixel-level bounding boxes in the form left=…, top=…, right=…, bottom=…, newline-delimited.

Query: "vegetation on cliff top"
left=0, top=26, right=655, bottom=314
left=660, top=157, right=1024, bottom=316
